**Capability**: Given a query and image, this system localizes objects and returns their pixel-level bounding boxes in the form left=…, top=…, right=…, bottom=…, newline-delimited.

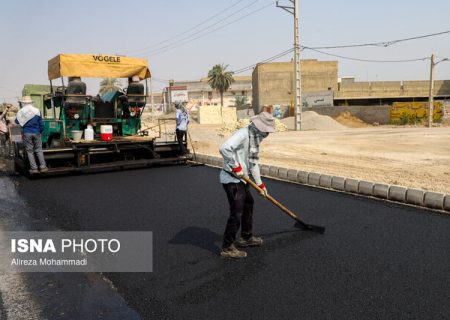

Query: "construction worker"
left=0, top=104, right=11, bottom=153
left=175, top=101, right=189, bottom=156
left=15, top=96, right=48, bottom=174
left=219, top=111, right=275, bottom=258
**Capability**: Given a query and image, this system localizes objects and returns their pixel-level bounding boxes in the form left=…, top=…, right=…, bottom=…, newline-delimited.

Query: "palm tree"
left=233, top=96, right=249, bottom=109
left=99, top=78, right=122, bottom=95
left=207, top=64, right=234, bottom=109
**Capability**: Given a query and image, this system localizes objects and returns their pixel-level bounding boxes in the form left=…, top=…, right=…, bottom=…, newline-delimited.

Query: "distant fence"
left=256, top=102, right=448, bottom=125
left=307, top=105, right=391, bottom=125
left=444, top=101, right=450, bottom=120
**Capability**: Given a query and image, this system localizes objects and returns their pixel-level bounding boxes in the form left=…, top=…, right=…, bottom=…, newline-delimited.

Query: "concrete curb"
left=195, top=154, right=450, bottom=213
left=406, top=189, right=425, bottom=206
left=319, top=175, right=332, bottom=189
left=359, top=181, right=374, bottom=196
left=287, top=169, right=298, bottom=182
left=331, top=176, right=345, bottom=191
left=389, top=186, right=407, bottom=203
left=269, top=166, right=279, bottom=178
left=308, top=173, right=321, bottom=186
left=424, top=192, right=445, bottom=210
left=373, top=184, right=389, bottom=199
left=297, top=171, right=309, bottom=184
left=345, top=179, right=359, bottom=193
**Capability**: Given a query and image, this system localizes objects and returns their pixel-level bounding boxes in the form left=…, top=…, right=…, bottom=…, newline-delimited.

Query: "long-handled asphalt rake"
left=187, top=130, right=205, bottom=167
left=242, top=176, right=325, bottom=234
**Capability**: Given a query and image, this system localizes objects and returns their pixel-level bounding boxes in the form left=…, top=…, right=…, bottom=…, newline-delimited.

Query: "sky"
left=1, top=0, right=449, bottom=101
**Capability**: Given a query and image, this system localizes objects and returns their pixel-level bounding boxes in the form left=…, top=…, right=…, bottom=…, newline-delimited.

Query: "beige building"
left=251, top=60, right=450, bottom=110
left=252, top=60, right=338, bottom=111
left=335, top=78, right=450, bottom=106
left=173, top=76, right=252, bottom=107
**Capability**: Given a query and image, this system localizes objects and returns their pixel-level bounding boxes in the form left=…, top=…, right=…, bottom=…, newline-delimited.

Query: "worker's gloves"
left=232, top=163, right=244, bottom=178
left=258, top=182, right=268, bottom=198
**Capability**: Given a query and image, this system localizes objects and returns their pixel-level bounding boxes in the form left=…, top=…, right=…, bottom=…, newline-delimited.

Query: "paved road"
left=14, top=165, right=450, bottom=319
left=0, top=176, right=140, bottom=320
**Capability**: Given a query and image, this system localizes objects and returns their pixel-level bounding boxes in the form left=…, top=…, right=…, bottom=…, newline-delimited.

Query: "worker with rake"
left=219, top=111, right=275, bottom=259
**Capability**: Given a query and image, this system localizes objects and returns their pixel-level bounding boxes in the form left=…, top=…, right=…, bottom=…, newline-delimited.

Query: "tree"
left=99, top=78, right=122, bottom=95
left=207, top=64, right=234, bottom=109
left=233, top=96, right=249, bottom=109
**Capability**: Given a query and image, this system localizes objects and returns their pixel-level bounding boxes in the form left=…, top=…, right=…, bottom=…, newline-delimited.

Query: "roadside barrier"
left=195, top=153, right=450, bottom=213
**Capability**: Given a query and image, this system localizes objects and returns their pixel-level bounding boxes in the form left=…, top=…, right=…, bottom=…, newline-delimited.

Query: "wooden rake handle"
left=242, top=175, right=305, bottom=226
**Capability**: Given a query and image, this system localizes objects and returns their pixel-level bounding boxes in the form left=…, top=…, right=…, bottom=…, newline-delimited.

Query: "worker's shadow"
left=169, top=227, right=222, bottom=254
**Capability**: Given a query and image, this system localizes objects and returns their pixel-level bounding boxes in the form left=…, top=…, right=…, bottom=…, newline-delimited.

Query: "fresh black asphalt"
left=14, top=165, right=450, bottom=320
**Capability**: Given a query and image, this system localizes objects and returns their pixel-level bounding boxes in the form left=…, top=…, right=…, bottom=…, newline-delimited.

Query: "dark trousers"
left=176, top=129, right=187, bottom=155
left=222, top=182, right=254, bottom=248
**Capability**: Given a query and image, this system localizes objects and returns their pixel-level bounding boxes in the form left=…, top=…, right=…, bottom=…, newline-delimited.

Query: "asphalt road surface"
left=10, top=165, right=450, bottom=319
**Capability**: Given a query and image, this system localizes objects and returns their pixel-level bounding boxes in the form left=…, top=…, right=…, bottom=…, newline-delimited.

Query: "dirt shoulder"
left=188, top=123, right=450, bottom=194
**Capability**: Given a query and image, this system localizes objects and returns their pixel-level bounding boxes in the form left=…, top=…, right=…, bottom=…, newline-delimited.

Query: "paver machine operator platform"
left=13, top=54, right=188, bottom=175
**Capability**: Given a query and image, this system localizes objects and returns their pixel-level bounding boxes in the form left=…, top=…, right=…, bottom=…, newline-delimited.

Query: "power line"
left=151, top=43, right=432, bottom=84
left=142, top=26, right=450, bottom=57
left=142, top=1, right=276, bottom=57
left=129, top=0, right=263, bottom=56
left=127, top=0, right=246, bottom=55
left=436, top=56, right=450, bottom=63
left=302, top=46, right=429, bottom=63
left=306, top=30, right=450, bottom=50
left=146, top=28, right=449, bottom=81
left=145, top=27, right=448, bottom=80
left=127, top=0, right=252, bottom=56
left=150, top=48, right=293, bottom=86
left=232, top=48, right=294, bottom=74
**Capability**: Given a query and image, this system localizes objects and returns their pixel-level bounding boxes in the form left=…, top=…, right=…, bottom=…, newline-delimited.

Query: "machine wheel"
left=12, top=142, right=29, bottom=174
left=14, top=161, right=22, bottom=174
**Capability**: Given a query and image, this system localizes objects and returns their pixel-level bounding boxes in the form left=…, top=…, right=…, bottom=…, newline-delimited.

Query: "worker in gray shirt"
left=219, top=112, right=275, bottom=258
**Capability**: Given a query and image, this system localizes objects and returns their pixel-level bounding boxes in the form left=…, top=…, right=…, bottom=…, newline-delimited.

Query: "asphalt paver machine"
left=13, top=54, right=188, bottom=175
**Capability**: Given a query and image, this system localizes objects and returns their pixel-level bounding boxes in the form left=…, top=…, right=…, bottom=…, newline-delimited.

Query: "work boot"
left=220, top=244, right=247, bottom=259
left=238, top=236, right=263, bottom=247
left=39, top=167, right=48, bottom=173
left=29, top=168, right=39, bottom=174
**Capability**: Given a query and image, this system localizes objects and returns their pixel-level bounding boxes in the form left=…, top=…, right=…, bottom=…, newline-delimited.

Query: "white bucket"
left=71, top=130, right=83, bottom=142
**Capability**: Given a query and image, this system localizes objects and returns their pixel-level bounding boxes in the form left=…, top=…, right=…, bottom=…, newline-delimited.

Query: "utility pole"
left=162, top=88, right=166, bottom=114
left=293, top=0, right=301, bottom=131
left=149, top=77, right=154, bottom=109
left=428, top=54, right=435, bottom=128
left=277, top=0, right=302, bottom=130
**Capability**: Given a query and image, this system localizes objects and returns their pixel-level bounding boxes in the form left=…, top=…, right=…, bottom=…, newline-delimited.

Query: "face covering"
left=248, top=123, right=268, bottom=169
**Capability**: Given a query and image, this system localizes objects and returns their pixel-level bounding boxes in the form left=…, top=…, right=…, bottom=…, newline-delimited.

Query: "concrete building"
left=252, top=60, right=338, bottom=111
left=173, top=76, right=252, bottom=107
left=335, top=78, right=450, bottom=106
left=251, top=60, right=450, bottom=111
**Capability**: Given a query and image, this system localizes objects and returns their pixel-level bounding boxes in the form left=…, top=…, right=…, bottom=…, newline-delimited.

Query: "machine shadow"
left=169, top=227, right=222, bottom=254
